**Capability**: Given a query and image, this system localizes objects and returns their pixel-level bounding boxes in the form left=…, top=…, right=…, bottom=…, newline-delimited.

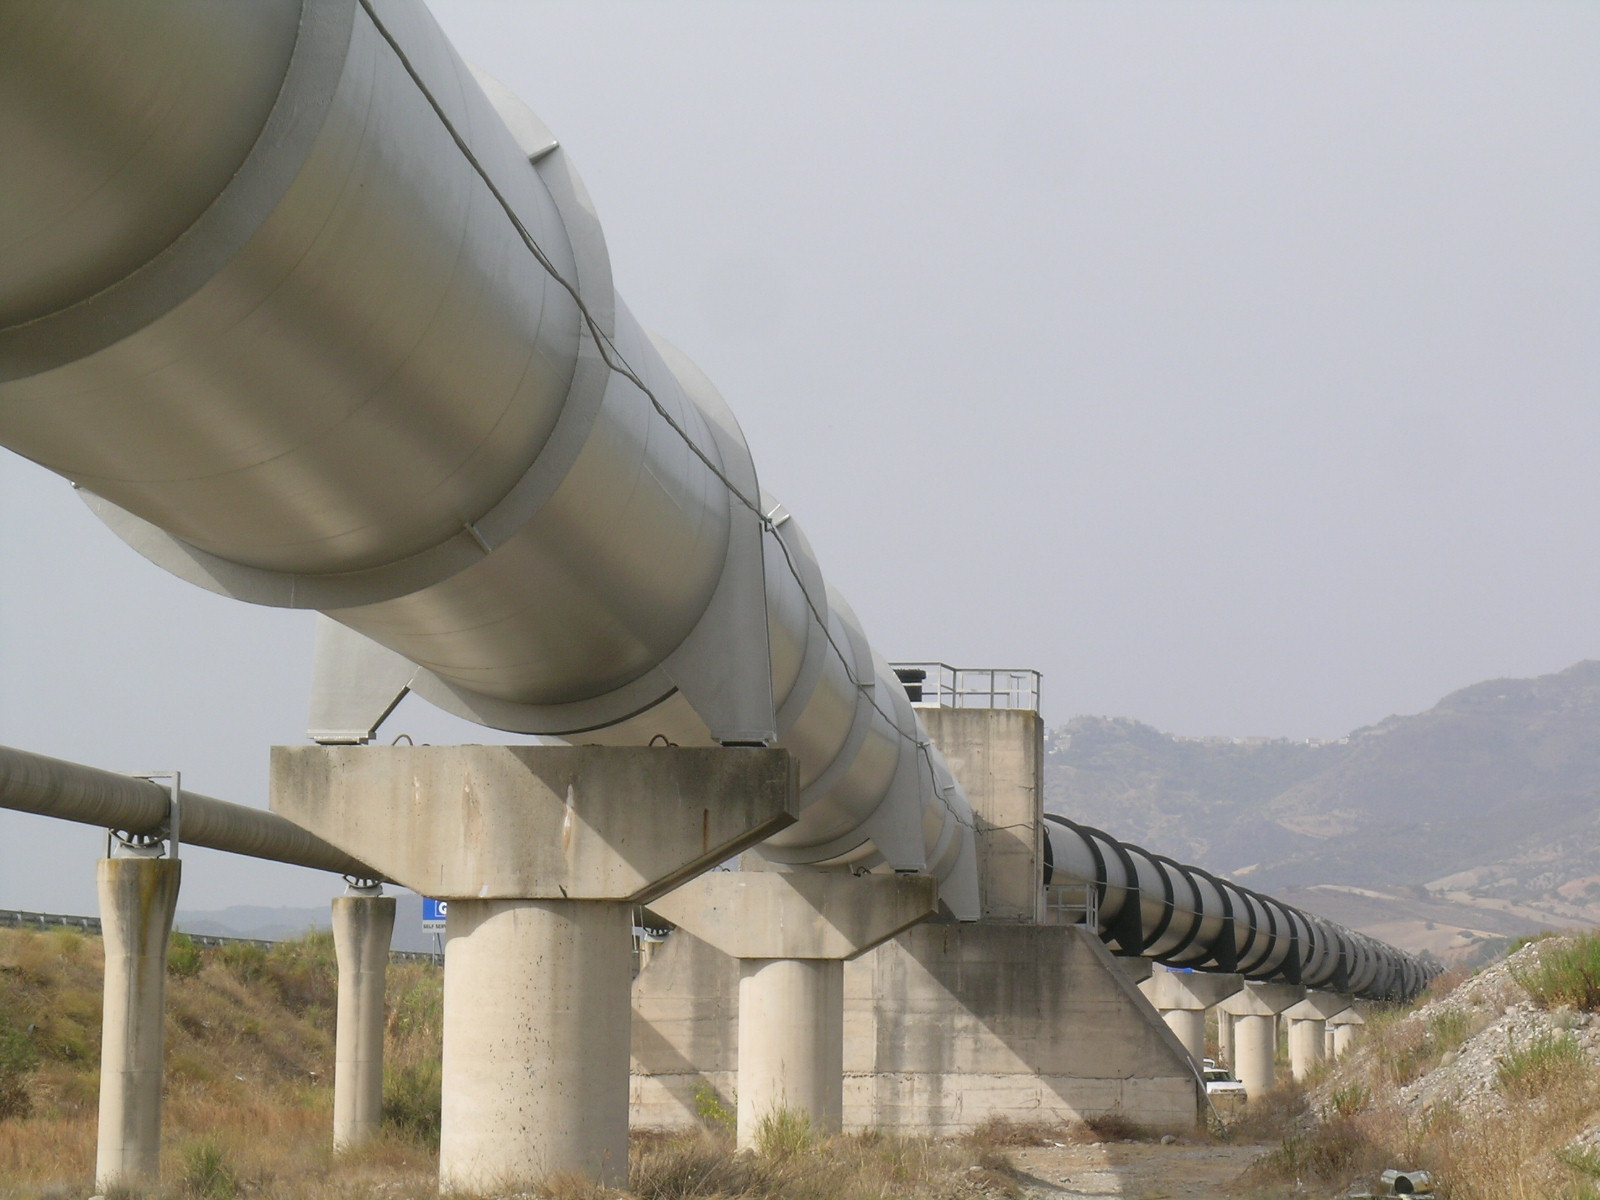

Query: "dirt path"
left=1004, top=1138, right=1268, bottom=1200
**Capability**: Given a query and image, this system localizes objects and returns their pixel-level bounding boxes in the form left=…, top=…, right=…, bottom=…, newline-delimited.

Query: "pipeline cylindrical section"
left=0, top=0, right=978, bottom=906
left=1043, top=815, right=1434, bottom=1002
left=0, top=744, right=377, bottom=878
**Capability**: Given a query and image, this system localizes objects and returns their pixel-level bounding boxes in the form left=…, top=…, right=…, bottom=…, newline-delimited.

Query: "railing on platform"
left=889, top=663, right=1042, bottom=712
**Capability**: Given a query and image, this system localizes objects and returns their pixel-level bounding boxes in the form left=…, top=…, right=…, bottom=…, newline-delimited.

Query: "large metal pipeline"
left=0, top=744, right=377, bottom=879
left=0, top=1, right=977, bottom=913
left=1043, top=815, right=1436, bottom=1002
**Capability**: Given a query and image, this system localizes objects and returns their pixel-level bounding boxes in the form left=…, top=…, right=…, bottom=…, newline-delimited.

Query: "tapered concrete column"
left=651, top=870, right=938, bottom=1149
left=1232, top=1014, right=1276, bottom=1099
left=332, top=888, right=396, bottom=1151
left=1218, top=1010, right=1235, bottom=1068
left=737, top=957, right=844, bottom=1141
left=1218, top=981, right=1304, bottom=1099
left=273, top=744, right=797, bottom=1191
left=95, top=854, right=181, bottom=1192
left=443, top=899, right=633, bottom=1188
left=1287, top=1017, right=1325, bottom=1079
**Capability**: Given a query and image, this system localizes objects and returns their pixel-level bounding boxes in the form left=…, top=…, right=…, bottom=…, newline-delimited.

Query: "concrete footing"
left=331, top=889, right=395, bottom=1151
left=95, top=854, right=181, bottom=1192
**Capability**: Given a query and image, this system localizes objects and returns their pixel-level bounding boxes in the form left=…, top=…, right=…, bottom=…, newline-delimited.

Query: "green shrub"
left=1515, top=934, right=1600, bottom=1011
left=693, top=1080, right=735, bottom=1131
left=382, top=1058, right=442, bottom=1149
left=754, top=1107, right=814, bottom=1160
left=1496, top=1030, right=1588, bottom=1099
left=0, top=1019, right=38, bottom=1120
left=180, top=1139, right=238, bottom=1199
left=1326, top=1083, right=1370, bottom=1118
left=168, top=932, right=202, bottom=978
left=216, top=941, right=269, bottom=983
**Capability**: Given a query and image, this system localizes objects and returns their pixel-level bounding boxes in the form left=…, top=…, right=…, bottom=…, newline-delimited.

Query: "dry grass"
left=0, top=927, right=441, bottom=1198
left=0, top=927, right=1030, bottom=1200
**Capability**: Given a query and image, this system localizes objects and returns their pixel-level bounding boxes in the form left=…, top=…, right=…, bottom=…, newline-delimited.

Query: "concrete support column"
left=1217, top=981, right=1304, bottom=1100
left=332, top=888, right=396, bottom=1151
left=273, top=744, right=797, bottom=1193
left=1284, top=992, right=1352, bottom=1081
left=95, top=854, right=181, bottom=1193
left=1327, top=1005, right=1366, bottom=1058
left=1161, top=1008, right=1207, bottom=1064
left=1287, top=1017, right=1326, bottom=1080
left=737, top=957, right=844, bottom=1143
left=1324, top=1025, right=1337, bottom=1060
left=442, top=899, right=633, bottom=1188
left=1218, top=1010, right=1235, bottom=1068
left=1232, top=1014, right=1277, bottom=1099
left=651, top=870, right=938, bottom=1150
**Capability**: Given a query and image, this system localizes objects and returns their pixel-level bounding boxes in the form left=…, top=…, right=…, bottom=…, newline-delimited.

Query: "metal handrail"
left=889, top=663, right=1041, bottom=712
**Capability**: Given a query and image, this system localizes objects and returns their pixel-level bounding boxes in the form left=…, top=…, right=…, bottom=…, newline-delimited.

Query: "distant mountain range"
left=1045, top=661, right=1600, bottom=962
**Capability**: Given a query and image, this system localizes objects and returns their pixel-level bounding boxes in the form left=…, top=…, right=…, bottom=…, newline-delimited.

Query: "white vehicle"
left=1202, top=1065, right=1248, bottom=1102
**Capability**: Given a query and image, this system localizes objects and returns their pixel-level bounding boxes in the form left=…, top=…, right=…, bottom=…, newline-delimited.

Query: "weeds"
left=1515, top=932, right=1600, bottom=1011
left=692, top=1080, right=735, bottom=1132
left=0, top=1018, right=38, bottom=1120
left=180, top=1138, right=239, bottom=1199
left=753, top=1108, right=814, bottom=1160
left=168, top=932, right=203, bottom=979
left=1496, top=1030, right=1588, bottom=1099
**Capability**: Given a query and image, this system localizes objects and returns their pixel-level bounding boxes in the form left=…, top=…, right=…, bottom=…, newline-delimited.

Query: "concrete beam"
left=1140, top=967, right=1245, bottom=1012
left=332, top=890, right=395, bottom=1151
left=272, top=744, right=797, bottom=901
left=1218, top=980, right=1305, bottom=1018
left=1285, top=990, right=1353, bottom=1021
left=95, top=855, right=180, bottom=1192
left=650, top=871, right=938, bottom=961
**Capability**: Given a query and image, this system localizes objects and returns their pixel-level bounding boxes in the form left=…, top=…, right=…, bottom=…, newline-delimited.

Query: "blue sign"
left=422, top=897, right=448, bottom=930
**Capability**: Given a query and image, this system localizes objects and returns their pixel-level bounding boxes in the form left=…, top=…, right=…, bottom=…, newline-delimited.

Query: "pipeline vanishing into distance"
left=1045, top=815, right=1436, bottom=1001
left=0, top=0, right=1437, bottom=995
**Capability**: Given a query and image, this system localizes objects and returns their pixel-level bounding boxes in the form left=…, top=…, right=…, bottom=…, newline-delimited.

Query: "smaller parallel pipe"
left=0, top=744, right=378, bottom=879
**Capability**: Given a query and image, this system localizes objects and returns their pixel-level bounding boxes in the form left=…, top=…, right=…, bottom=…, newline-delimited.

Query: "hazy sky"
left=2, top=1, right=1596, bottom=913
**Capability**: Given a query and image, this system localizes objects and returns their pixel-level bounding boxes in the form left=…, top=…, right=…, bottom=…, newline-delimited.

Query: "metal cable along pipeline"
left=1043, top=814, right=1438, bottom=1002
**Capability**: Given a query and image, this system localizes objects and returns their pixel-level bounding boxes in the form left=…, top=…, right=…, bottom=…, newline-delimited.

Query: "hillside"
left=1247, top=931, right=1600, bottom=1200
left=1045, top=661, right=1600, bottom=959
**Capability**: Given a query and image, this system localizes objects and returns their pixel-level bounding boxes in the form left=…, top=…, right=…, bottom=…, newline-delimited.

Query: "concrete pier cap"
left=652, top=870, right=939, bottom=1147
left=271, top=744, right=798, bottom=1191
